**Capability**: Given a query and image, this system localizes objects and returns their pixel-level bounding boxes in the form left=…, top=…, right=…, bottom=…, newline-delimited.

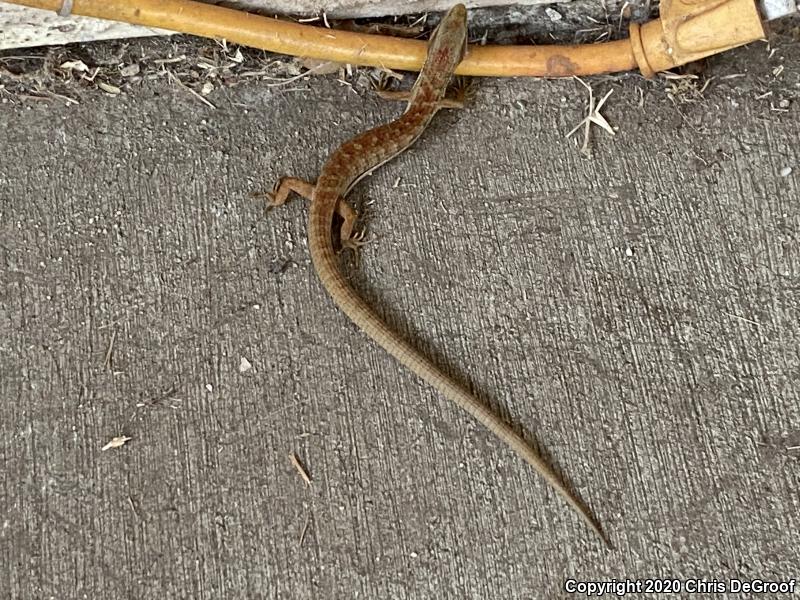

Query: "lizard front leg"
left=267, top=176, right=366, bottom=252
left=374, top=75, right=473, bottom=109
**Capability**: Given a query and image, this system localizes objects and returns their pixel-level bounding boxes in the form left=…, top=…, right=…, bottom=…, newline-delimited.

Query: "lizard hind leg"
left=337, top=200, right=368, bottom=262
left=266, top=176, right=366, bottom=255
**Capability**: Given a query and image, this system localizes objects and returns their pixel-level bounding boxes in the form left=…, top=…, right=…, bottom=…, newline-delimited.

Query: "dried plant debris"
left=101, top=435, right=132, bottom=451
left=0, top=10, right=450, bottom=105
left=298, top=513, right=311, bottom=547
left=2, top=5, right=795, bottom=118
left=0, top=35, right=327, bottom=105
left=662, top=71, right=713, bottom=104
left=289, top=452, right=312, bottom=486
left=0, top=0, right=657, bottom=105
left=566, top=76, right=616, bottom=156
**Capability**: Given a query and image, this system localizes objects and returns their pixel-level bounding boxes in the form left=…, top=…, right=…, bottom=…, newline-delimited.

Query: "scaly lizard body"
left=269, top=4, right=607, bottom=543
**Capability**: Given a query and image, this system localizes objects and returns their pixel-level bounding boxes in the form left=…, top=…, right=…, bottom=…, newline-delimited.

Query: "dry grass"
left=0, top=35, right=339, bottom=106
left=566, top=76, right=616, bottom=157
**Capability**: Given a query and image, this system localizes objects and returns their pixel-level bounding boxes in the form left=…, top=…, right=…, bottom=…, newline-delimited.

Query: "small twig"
left=136, top=387, right=182, bottom=409
left=698, top=76, right=714, bottom=95
left=46, top=91, right=79, bottom=105
left=166, top=71, right=216, bottom=109
left=299, top=513, right=311, bottom=547
left=618, top=1, right=630, bottom=30
left=582, top=80, right=594, bottom=153
left=289, top=452, right=312, bottom=486
left=18, top=92, right=78, bottom=105
left=127, top=495, right=141, bottom=520
left=265, top=61, right=339, bottom=88
left=721, top=310, right=761, bottom=327
left=0, top=55, right=47, bottom=61
left=153, top=55, right=186, bottom=65
left=103, top=329, right=117, bottom=370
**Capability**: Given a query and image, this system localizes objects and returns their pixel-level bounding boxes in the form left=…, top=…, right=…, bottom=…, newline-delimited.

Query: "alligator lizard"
left=268, top=4, right=607, bottom=544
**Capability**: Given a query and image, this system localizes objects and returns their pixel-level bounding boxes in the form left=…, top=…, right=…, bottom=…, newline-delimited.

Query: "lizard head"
left=411, top=4, right=468, bottom=103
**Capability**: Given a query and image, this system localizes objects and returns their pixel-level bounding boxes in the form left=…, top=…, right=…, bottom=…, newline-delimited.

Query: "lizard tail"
left=309, top=237, right=608, bottom=545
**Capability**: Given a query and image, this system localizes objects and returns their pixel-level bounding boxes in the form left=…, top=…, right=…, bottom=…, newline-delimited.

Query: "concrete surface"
left=1, top=30, right=799, bottom=599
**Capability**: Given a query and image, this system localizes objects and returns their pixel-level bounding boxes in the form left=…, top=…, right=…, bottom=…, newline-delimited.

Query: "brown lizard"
left=268, top=3, right=608, bottom=544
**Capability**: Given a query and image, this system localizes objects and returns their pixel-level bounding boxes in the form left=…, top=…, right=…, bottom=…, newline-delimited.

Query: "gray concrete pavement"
left=1, top=32, right=799, bottom=598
